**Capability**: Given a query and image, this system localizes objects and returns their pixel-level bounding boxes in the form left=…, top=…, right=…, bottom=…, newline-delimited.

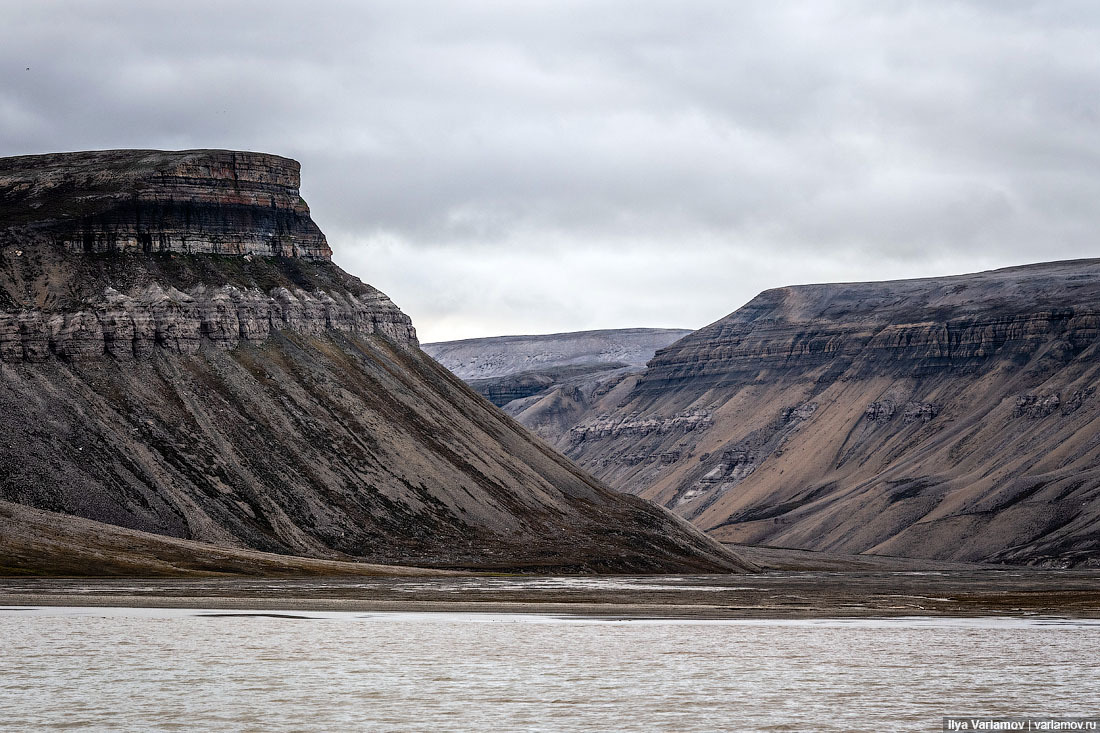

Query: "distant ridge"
left=424, top=327, right=693, bottom=379
left=424, top=327, right=693, bottom=443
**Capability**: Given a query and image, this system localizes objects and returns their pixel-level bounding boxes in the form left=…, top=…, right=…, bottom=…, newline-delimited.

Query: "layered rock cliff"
left=0, top=149, right=330, bottom=259
left=0, top=279, right=417, bottom=362
left=0, top=149, right=748, bottom=574
left=559, top=260, right=1100, bottom=566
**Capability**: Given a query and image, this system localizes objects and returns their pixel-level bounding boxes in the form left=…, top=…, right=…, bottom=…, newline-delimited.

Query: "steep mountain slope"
left=560, top=261, right=1100, bottom=566
left=0, top=149, right=749, bottom=574
left=424, top=328, right=691, bottom=442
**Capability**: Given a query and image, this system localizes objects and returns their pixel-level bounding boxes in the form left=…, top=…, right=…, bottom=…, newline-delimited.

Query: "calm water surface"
left=1, top=608, right=1097, bottom=732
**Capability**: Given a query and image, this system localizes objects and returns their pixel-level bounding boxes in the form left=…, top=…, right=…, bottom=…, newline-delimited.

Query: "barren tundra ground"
left=4, top=566, right=1100, bottom=619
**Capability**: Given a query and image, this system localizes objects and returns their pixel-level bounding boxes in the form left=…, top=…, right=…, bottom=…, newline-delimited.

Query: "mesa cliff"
left=0, top=150, right=410, bottom=362
left=0, top=149, right=331, bottom=259
left=0, top=149, right=749, bottom=575
left=556, top=261, right=1100, bottom=566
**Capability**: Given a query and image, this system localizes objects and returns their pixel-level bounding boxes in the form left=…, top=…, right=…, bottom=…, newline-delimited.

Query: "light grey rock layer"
left=0, top=284, right=417, bottom=362
left=423, top=327, right=692, bottom=380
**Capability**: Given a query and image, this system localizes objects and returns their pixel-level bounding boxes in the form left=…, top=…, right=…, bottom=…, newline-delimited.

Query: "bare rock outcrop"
left=0, top=284, right=417, bottom=362
left=557, top=260, right=1100, bottom=566
left=0, top=149, right=331, bottom=259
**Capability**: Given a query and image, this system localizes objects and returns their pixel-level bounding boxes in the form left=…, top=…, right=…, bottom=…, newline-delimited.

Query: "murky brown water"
left=1, top=608, right=1097, bottom=731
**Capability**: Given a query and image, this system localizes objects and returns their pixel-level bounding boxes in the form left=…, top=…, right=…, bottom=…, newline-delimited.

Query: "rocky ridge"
left=557, top=260, right=1100, bottom=566
left=424, top=328, right=692, bottom=380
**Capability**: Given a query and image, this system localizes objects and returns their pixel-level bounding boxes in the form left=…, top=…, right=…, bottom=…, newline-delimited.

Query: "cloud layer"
left=3, top=1, right=1099, bottom=340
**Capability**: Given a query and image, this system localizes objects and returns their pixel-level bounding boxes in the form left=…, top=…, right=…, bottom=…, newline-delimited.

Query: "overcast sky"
left=2, top=2, right=1098, bottom=342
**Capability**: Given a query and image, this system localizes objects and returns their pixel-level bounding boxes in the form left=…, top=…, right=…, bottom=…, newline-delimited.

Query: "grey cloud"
left=2, top=1, right=1099, bottom=340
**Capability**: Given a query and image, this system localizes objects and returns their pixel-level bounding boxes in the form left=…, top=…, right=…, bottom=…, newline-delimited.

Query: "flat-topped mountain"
left=424, top=328, right=691, bottom=442
left=0, top=149, right=748, bottom=574
left=0, top=149, right=331, bottom=259
left=558, top=260, right=1100, bottom=566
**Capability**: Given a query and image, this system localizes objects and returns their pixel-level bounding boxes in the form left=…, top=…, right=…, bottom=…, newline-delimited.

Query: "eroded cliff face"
left=0, top=149, right=748, bottom=574
left=0, top=282, right=417, bottom=362
left=0, top=149, right=331, bottom=259
left=559, top=260, right=1100, bottom=566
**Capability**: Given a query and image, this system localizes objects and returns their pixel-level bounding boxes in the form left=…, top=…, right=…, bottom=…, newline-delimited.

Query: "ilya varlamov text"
left=944, top=719, right=1100, bottom=731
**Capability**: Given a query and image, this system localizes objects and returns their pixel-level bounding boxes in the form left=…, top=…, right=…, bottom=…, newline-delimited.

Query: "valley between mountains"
left=4, top=147, right=1098, bottom=575
left=429, top=260, right=1100, bottom=567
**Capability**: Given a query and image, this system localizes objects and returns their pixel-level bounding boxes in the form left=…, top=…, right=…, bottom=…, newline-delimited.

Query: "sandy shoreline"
left=1, top=594, right=780, bottom=619
left=5, top=570, right=1100, bottom=619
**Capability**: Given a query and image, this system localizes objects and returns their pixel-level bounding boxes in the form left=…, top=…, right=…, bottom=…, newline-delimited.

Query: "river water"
left=1, top=609, right=1097, bottom=731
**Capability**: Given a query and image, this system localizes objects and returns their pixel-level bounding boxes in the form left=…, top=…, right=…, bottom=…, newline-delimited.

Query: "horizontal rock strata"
left=553, top=260, right=1100, bottom=566
left=640, top=309, right=1100, bottom=390
left=0, top=284, right=416, bottom=362
left=0, top=148, right=749, bottom=574
left=0, top=149, right=331, bottom=259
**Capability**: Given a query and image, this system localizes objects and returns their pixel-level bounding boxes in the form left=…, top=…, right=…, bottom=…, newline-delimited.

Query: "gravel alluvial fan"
left=0, top=149, right=750, bottom=574
left=558, top=260, right=1100, bottom=566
